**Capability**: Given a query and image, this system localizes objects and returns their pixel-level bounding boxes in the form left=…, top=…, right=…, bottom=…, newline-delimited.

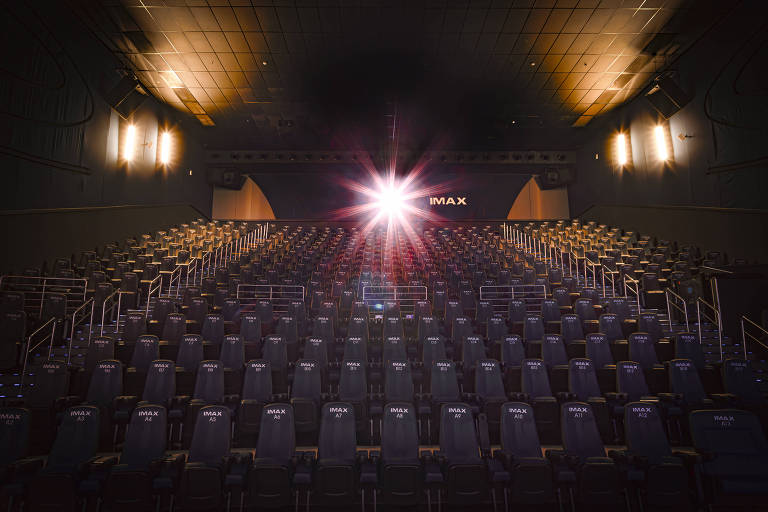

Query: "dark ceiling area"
left=73, top=0, right=728, bottom=150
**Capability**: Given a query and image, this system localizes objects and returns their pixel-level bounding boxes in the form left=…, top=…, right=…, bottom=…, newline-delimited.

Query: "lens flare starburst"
left=330, top=152, right=455, bottom=237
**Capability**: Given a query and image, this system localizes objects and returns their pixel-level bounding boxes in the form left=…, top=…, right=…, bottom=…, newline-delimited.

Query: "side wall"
left=569, top=0, right=768, bottom=257
left=0, top=1, right=214, bottom=271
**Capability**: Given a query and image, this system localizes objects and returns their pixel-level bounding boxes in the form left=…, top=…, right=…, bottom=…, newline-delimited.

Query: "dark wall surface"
left=570, top=0, right=768, bottom=219
left=0, top=1, right=212, bottom=215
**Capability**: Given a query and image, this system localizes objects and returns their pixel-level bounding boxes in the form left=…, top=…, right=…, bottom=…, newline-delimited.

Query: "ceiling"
left=76, top=0, right=723, bottom=144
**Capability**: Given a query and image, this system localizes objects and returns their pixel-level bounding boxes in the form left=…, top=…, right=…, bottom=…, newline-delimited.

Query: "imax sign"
left=429, top=197, right=467, bottom=206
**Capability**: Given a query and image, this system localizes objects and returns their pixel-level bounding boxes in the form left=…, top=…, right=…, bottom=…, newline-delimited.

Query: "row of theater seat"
left=2, top=399, right=767, bottom=511
left=13, top=342, right=766, bottom=457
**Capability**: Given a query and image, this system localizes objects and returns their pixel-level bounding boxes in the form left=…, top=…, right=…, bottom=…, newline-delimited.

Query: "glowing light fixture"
left=616, top=133, right=628, bottom=166
left=655, top=125, right=668, bottom=161
left=160, top=132, right=172, bottom=165
left=124, top=124, right=136, bottom=162
left=376, top=183, right=404, bottom=218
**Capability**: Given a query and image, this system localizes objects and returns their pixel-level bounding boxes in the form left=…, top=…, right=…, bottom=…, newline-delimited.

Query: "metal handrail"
left=697, top=297, right=723, bottom=362
left=68, top=297, right=94, bottom=364
left=100, top=289, right=122, bottom=337
left=700, top=265, right=734, bottom=274
left=145, top=275, right=161, bottom=316
left=665, top=288, right=690, bottom=332
left=740, top=315, right=768, bottom=360
left=600, top=263, right=618, bottom=298
left=624, top=275, right=641, bottom=313
left=20, top=317, right=56, bottom=391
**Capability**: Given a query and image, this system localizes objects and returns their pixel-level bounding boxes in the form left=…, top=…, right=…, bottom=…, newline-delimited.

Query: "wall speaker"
left=645, top=76, right=691, bottom=119
left=207, top=168, right=245, bottom=190
left=537, top=166, right=574, bottom=189
left=105, top=75, right=147, bottom=119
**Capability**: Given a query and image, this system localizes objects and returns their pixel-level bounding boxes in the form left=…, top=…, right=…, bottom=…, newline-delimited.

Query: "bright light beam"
left=160, top=132, right=172, bottom=165
left=617, top=133, right=627, bottom=166
left=124, top=124, right=136, bottom=162
left=655, top=125, right=668, bottom=161
left=375, top=184, right=404, bottom=218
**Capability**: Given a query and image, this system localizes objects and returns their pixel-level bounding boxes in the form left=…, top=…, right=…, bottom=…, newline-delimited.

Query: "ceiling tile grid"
left=77, top=0, right=704, bottom=127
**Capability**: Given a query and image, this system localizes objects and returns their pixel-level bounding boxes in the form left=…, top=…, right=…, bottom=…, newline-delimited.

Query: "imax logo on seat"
left=391, top=361, right=408, bottom=368
left=329, top=407, right=349, bottom=414
left=714, top=415, right=735, bottom=422
left=43, top=363, right=61, bottom=370
left=0, top=413, right=22, bottom=421
left=250, top=362, right=267, bottom=369
left=447, top=407, right=467, bottom=414
left=526, top=361, right=543, bottom=368
left=507, top=407, right=528, bottom=415
left=203, top=410, right=223, bottom=417
left=480, top=361, right=496, bottom=368
left=299, top=362, right=315, bottom=369
left=202, top=363, right=219, bottom=369
left=568, top=406, right=589, bottom=413
left=631, top=407, right=653, bottom=414
left=429, top=197, right=467, bottom=206
left=153, top=362, right=171, bottom=369
left=436, top=361, right=452, bottom=368
left=346, top=361, right=361, bottom=368
left=138, top=410, right=160, bottom=417
left=70, top=409, right=93, bottom=417
left=265, top=408, right=286, bottom=415
left=574, top=360, right=591, bottom=368
left=389, top=407, right=409, bottom=414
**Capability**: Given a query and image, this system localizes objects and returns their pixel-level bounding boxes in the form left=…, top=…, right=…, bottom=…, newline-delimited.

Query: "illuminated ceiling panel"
left=75, top=0, right=720, bottom=128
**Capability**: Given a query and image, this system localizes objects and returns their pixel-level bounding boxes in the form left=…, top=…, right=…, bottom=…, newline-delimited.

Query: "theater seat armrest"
left=486, top=458, right=510, bottom=483
left=584, top=457, right=615, bottom=465
left=114, top=395, right=139, bottom=408
left=272, top=393, right=289, bottom=401
left=55, top=395, right=82, bottom=411
left=672, top=451, right=703, bottom=465
left=545, top=449, right=566, bottom=464
left=87, top=455, right=120, bottom=481
left=605, top=392, right=627, bottom=403
left=9, top=457, right=45, bottom=477
left=657, top=393, right=682, bottom=402
left=171, top=395, right=190, bottom=408
left=607, top=450, right=627, bottom=464
left=709, top=393, right=736, bottom=404
left=556, top=391, right=577, bottom=401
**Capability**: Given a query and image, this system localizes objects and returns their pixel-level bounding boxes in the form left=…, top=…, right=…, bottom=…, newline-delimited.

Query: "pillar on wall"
left=212, top=177, right=276, bottom=220
left=507, top=176, right=569, bottom=220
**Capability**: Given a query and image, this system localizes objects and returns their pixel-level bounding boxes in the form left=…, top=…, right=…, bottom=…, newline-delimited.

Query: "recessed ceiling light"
left=530, top=62, right=536, bottom=66
left=262, top=61, right=268, bottom=66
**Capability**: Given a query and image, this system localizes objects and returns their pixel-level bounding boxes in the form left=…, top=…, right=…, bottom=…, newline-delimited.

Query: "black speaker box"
left=645, top=76, right=690, bottom=119
left=207, top=168, right=245, bottom=190
left=537, top=167, right=574, bottom=189
left=106, top=75, right=147, bottom=119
